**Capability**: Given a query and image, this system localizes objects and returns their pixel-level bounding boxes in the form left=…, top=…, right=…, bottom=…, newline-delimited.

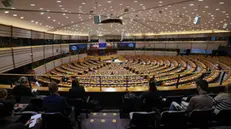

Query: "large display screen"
left=118, top=42, right=136, bottom=50
left=69, top=44, right=87, bottom=54
left=99, top=43, right=107, bottom=48
left=191, top=49, right=212, bottom=54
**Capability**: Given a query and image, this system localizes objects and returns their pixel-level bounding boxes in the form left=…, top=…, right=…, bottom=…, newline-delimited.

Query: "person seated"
left=169, top=79, right=213, bottom=114
left=68, top=79, right=86, bottom=100
left=140, top=81, right=162, bottom=112
left=0, top=89, right=16, bottom=128
left=43, top=82, right=71, bottom=116
left=12, top=77, right=34, bottom=98
left=213, top=83, right=231, bottom=114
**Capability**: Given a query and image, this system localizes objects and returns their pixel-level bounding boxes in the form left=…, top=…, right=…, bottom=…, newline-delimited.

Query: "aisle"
left=81, top=113, right=129, bottom=129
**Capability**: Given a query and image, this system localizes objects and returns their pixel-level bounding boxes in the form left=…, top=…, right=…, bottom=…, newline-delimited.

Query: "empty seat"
left=161, top=111, right=187, bottom=129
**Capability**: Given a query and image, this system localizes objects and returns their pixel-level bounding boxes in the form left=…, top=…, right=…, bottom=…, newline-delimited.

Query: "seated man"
left=169, top=79, right=213, bottom=114
left=213, top=83, right=231, bottom=114
left=43, top=82, right=71, bottom=116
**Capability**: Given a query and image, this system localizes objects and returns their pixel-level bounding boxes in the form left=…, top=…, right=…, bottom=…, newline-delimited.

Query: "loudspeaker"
left=193, top=16, right=200, bottom=24
left=1, top=0, right=12, bottom=7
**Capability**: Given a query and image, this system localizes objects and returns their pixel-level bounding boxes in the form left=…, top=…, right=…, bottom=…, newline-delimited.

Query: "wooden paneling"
left=0, top=48, right=14, bottom=73
left=12, top=46, right=32, bottom=68
left=32, top=31, right=44, bottom=39
left=32, top=46, right=44, bottom=62
left=45, top=33, right=54, bottom=39
left=53, top=44, right=61, bottom=56
left=54, top=59, right=62, bottom=67
left=70, top=55, right=78, bottom=61
left=62, top=35, right=70, bottom=40
left=44, top=45, right=53, bottom=58
left=54, top=34, right=62, bottom=40
left=61, top=56, right=70, bottom=64
left=45, top=62, right=54, bottom=72
left=0, top=24, right=11, bottom=37
left=60, top=44, right=69, bottom=54
left=34, top=65, right=46, bottom=74
left=12, top=27, right=31, bottom=38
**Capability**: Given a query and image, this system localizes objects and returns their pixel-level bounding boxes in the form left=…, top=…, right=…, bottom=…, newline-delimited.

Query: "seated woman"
left=213, top=83, right=231, bottom=114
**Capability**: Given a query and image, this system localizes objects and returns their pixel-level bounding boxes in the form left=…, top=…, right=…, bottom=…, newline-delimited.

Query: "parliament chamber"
left=0, top=0, right=231, bottom=129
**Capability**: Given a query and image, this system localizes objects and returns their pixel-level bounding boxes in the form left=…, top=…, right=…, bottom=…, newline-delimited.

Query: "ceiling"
left=0, top=0, right=230, bottom=36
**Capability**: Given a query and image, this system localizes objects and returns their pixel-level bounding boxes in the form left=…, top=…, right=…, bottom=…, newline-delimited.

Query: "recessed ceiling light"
left=20, top=16, right=24, bottom=19
left=4, top=11, right=9, bottom=14
left=198, top=0, right=203, bottom=1
left=40, top=12, right=44, bottom=15
left=219, top=2, right=224, bottom=4
left=82, top=2, right=85, bottom=4
left=30, top=4, right=35, bottom=7
left=35, top=21, right=38, bottom=24
left=53, top=19, right=56, bottom=22
left=63, top=13, right=66, bottom=15
left=13, top=14, right=17, bottom=16
left=134, top=1, right=138, bottom=2
left=216, top=8, right=219, bottom=11
left=31, top=20, right=34, bottom=22
left=47, top=16, right=50, bottom=19
left=57, top=1, right=61, bottom=3
left=40, top=8, right=44, bottom=10
left=189, top=4, right=194, bottom=6
left=59, top=5, right=62, bottom=7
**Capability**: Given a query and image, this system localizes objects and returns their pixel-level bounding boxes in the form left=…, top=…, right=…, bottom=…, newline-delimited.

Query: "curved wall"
left=0, top=44, right=69, bottom=73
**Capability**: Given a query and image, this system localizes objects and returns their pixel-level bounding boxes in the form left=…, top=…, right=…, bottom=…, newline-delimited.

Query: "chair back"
left=26, top=98, right=43, bottom=111
left=188, top=108, right=214, bottom=126
left=68, top=98, right=85, bottom=110
left=20, top=96, right=32, bottom=104
left=0, top=103, right=4, bottom=118
left=42, top=113, right=71, bottom=129
left=161, top=111, right=187, bottom=129
left=216, top=109, right=231, bottom=126
left=130, top=112, right=157, bottom=128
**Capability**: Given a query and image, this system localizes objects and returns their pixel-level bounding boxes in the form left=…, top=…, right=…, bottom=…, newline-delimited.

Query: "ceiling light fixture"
left=30, top=4, right=35, bottom=6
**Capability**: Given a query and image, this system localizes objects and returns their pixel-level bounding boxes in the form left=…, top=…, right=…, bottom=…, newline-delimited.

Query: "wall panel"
left=60, top=44, right=69, bottom=54
left=0, top=48, right=14, bottom=73
left=13, top=47, right=32, bottom=68
left=44, top=45, right=53, bottom=58
left=32, top=46, right=44, bottom=62
left=177, top=42, right=191, bottom=49
left=34, top=65, right=46, bottom=74
left=54, top=59, right=62, bottom=67
left=165, top=42, right=178, bottom=49
left=191, top=42, right=207, bottom=49
left=61, top=57, right=70, bottom=64
left=12, top=27, right=31, bottom=38
left=0, top=24, right=11, bottom=37
left=45, top=62, right=54, bottom=72
left=53, top=44, right=61, bottom=56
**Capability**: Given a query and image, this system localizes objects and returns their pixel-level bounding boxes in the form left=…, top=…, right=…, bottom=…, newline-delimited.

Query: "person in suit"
left=43, top=82, right=71, bottom=116
left=140, top=81, right=162, bottom=112
left=69, top=79, right=86, bottom=100
left=12, top=77, right=34, bottom=97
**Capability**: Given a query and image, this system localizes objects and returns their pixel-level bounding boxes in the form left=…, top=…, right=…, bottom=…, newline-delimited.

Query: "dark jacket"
left=140, top=91, right=162, bottom=111
left=43, top=94, right=71, bottom=116
left=68, top=86, right=86, bottom=100
left=12, top=85, right=34, bottom=97
left=0, top=99, right=15, bottom=117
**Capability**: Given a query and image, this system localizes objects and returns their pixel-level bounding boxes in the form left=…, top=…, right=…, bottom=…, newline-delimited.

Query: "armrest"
left=14, top=111, right=38, bottom=116
left=86, top=96, right=91, bottom=103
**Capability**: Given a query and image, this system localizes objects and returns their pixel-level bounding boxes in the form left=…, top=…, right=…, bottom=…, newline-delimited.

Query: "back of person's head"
left=48, top=82, right=58, bottom=94
left=149, top=81, right=157, bottom=92
left=72, top=79, right=80, bottom=88
left=196, top=79, right=209, bottom=93
left=17, top=76, right=28, bottom=86
left=0, top=89, right=7, bottom=100
left=225, top=83, right=231, bottom=94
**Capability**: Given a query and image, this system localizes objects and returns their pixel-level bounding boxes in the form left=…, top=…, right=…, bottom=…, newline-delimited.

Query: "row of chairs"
left=130, top=109, right=231, bottom=129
